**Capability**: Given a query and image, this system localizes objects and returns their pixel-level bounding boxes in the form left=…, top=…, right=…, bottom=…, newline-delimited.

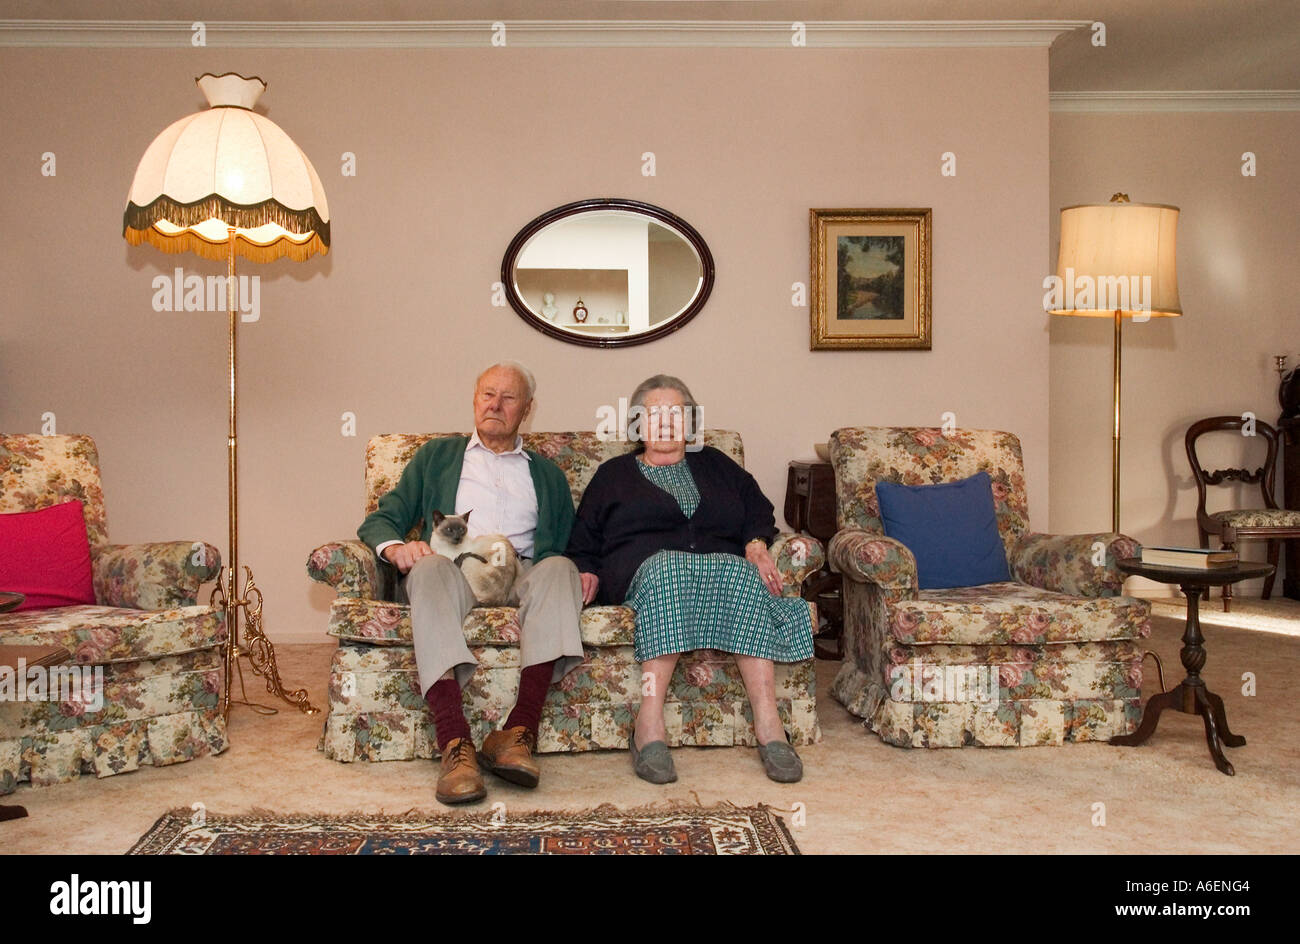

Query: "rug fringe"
left=157, top=800, right=784, bottom=826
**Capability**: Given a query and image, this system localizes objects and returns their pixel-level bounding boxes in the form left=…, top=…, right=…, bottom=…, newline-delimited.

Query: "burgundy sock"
left=505, top=659, right=558, bottom=736
left=425, top=678, right=471, bottom=752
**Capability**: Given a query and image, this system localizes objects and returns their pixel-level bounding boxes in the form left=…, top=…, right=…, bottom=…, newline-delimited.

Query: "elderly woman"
left=566, top=375, right=813, bottom=784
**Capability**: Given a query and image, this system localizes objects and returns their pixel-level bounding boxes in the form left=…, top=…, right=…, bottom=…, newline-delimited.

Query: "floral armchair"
left=827, top=427, right=1150, bottom=748
left=0, top=435, right=226, bottom=794
left=307, top=430, right=824, bottom=762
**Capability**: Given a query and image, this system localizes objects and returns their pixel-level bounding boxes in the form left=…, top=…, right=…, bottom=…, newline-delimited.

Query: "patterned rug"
left=127, top=803, right=800, bottom=855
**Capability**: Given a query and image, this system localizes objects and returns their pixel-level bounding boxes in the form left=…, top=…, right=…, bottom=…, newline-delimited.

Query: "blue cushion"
left=875, top=471, right=1010, bottom=590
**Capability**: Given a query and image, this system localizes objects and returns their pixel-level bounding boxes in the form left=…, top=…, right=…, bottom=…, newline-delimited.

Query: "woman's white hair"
left=478, top=360, right=536, bottom=400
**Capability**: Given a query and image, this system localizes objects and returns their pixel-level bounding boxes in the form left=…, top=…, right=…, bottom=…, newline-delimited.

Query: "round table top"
left=1117, top=557, right=1275, bottom=586
left=0, top=591, right=26, bottom=613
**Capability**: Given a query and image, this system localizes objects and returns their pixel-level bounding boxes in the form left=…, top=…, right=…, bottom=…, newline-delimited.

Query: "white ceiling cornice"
left=0, top=18, right=1089, bottom=48
left=1051, top=90, right=1300, bottom=112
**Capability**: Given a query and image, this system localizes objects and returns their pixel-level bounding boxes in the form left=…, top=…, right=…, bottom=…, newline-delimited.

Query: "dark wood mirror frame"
left=501, top=198, right=715, bottom=349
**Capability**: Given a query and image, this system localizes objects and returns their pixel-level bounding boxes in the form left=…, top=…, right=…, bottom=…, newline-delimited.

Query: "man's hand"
left=383, top=541, right=436, bottom=574
left=579, top=572, right=600, bottom=605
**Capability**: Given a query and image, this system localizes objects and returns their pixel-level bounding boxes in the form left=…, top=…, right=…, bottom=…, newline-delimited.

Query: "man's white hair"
left=478, top=360, right=536, bottom=400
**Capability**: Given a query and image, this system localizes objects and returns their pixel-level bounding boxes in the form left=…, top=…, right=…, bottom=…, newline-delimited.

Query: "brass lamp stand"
left=1051, top=193, right=1182, bottom=532
left=210, top=231, right=316, bottom=718
left=123, top=73, right=329, bottom=719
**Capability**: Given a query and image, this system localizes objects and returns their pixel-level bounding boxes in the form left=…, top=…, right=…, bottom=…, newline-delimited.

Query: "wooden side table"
left=1281, top=416, right=1299, bottom=600
left=784, top=460, right=843, bottom=659
left=1110, top=558, right=1273, bottom=775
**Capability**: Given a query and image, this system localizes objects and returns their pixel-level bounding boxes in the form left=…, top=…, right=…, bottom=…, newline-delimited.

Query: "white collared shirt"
left=455, top=432, right=538, bottom=559
left=375, top=432, right=538, bottom=562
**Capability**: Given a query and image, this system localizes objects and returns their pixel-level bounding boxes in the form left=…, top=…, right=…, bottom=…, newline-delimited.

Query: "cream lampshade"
left=123, top=72, right=327, bottom=718
left=1050, top=194, right=1181, bottom=532
left=124, top=72, right=329, bottom=262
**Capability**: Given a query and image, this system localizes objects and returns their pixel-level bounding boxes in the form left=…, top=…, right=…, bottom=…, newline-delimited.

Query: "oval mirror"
left=502, top=198, right=715, bottom=348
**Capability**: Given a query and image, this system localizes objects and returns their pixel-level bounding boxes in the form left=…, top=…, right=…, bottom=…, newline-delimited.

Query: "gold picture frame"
left=810, top=208, right=932, bottom=350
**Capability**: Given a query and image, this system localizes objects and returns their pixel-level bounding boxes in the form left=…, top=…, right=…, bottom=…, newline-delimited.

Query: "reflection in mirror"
left=502, top=200, right=714, bottom=348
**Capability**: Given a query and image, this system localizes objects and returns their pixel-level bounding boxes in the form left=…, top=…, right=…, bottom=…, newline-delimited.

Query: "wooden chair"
left=1186, top=416, right=1300, bottom=610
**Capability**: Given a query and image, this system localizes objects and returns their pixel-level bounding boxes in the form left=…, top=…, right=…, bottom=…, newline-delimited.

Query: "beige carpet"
left=4, top=605, right=1298, bottom=854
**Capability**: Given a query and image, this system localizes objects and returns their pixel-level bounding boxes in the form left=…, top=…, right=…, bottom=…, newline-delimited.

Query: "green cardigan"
left=356, top=436, right=575, bottom=561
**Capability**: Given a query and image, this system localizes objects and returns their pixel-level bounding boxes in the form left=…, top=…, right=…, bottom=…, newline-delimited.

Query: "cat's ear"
left=431, top=510, right=445, bottom=525
left=462, top=509, right=472, bottom=523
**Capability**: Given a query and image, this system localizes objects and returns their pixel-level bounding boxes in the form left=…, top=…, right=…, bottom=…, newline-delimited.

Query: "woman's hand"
left=580, top=572, right=600, bottom=605
left=745, top=541, right=782, bottom=596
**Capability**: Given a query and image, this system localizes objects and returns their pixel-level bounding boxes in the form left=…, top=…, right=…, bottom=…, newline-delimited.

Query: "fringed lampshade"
left=122, top=71, right=324, bottom=719
left=123, top=72, right=329, bottom=263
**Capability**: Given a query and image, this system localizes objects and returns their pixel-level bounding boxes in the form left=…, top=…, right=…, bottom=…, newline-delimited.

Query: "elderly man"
left=358, top=362, right=586, bottom=804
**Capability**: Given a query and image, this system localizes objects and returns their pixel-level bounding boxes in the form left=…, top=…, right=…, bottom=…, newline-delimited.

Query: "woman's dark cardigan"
left=565, top=446, right=778, bottom=605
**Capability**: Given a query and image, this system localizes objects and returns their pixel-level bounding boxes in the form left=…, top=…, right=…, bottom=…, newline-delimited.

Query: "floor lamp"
left=1050, top=194, right=1181, bottom=533
left=123, top=73, right=329, bottom=718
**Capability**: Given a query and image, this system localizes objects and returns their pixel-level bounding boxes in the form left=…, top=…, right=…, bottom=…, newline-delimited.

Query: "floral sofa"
left=0, top=435, right=227, bottom=794
left=307, top=431, right=824, bottom=762
left=827, top=427, right=1150, bottom=748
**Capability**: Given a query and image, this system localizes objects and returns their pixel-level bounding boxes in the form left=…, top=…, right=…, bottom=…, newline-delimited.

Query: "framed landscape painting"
left=809, top=208, right=932, bottom=350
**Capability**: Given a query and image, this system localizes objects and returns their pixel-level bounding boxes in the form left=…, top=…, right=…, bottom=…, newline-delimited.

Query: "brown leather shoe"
left=436, top=737, right=486, bottom=804
left=479, top=726, right=540, bottom=788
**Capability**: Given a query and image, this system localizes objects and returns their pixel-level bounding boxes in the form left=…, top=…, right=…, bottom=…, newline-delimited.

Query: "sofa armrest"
left=770, top=531, right=825, bottom=598
left=828, top=529, right=918, bottom=599
left=92, top=541, right=222, bottom=610
left=307, top=540, right=380, bottom=598
left=1010, top=531, right=1141, bottom=597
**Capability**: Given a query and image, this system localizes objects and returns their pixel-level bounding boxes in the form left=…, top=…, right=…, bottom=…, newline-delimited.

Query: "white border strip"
left=0, top=19, right=1088, bottom=48
left=1052, top=90, right=1300, bottom=112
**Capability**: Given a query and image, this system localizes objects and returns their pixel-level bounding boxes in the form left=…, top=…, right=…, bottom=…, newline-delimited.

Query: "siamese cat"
left=428, top=510, right=522, bottom=606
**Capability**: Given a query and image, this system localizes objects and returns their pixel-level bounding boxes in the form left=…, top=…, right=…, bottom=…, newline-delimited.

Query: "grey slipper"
left=757, top=739, right=803, bottom=783
left=630, top=738, right=678, bottom=784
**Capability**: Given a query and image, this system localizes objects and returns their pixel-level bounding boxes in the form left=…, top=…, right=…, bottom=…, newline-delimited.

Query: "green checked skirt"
left=625, top=550, right=815, bottom=663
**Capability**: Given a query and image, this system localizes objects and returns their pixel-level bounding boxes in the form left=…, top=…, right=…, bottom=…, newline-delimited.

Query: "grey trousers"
left=396, top=554, right=586, bottom=696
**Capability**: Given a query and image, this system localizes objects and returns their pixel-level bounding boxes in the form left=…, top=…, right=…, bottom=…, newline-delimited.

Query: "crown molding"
left=1051, top=90, right=1300, bottom=112
left=0, top=18, right=1088, bottom=49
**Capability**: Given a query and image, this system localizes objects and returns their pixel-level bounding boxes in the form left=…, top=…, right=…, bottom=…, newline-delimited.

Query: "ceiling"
left=2, top=0, right=1297, bottom=91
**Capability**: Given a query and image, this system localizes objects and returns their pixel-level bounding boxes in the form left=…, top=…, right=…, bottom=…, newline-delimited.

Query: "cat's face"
left=430, top=510, right=470, bottom=546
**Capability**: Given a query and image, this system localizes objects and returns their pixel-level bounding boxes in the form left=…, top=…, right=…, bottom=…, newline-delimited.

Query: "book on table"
left=1140, top=546, right=1239, bottom=569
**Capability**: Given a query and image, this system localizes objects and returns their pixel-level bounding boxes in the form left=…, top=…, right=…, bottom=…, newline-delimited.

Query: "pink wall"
left=1050, top=111, right=1300, bottom=596
left=1, top=45, right=1051, bottom=642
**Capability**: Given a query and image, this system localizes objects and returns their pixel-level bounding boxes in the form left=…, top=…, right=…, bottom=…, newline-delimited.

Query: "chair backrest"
left=0, top=434, right=110, bottom=548
left=362, top=430, right=745, bottom=524
left=828, top=427, right=1031, bottom=558
left=1185, top=415, right=1280, bottom=514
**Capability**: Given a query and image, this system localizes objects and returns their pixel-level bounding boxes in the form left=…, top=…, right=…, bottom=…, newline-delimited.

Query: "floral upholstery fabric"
left=891, top=582, right=1149, bottom=646
left=306, top=540, right=379, bottom=599
left=0, top=605, right=226, bottom=664
left=826, top=426, right=1150, bottom=748
left=319, top=641, right=820, bottom=760
left=830, top=427, right=1030, bottom=560
left=1, top=434, right=109, bottom=547
left=0, top=649, right=227, bottom=791
left=1009, top=532, right=1141, bottom=597
left=309, top=430, right=823, bottom=759
left=0, top=434, right=227, bottom=793
left=93, top=541, right=222, bottom=610
left=1211, top=508, right=1300, bottom=529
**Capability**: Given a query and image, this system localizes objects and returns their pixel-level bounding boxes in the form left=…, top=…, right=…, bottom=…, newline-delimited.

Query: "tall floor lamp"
left=1050, top=194, right=1181, bottom=533
left=123, top=73, right=328, bottom=717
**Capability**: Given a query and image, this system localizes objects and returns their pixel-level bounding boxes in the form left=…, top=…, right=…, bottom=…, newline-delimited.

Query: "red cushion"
left=0, top=500, right=96, bottom=610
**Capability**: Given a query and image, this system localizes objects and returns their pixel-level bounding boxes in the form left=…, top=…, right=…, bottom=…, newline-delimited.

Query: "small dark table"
left=784, top=460, right=843, bottom=659
left=1111, top=558, right=1274, bottom=775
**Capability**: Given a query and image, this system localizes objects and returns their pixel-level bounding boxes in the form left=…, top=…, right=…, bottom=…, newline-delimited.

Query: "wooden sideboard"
left=1282, top=416, right=1299, bottom=600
